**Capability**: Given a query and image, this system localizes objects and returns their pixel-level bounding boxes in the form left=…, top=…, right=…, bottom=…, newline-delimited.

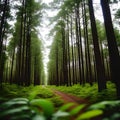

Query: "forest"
left=0, top=0, right=120, bottom=120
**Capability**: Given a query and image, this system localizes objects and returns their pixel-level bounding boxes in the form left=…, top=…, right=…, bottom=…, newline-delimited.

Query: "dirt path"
left=53, top=90, right=89, bottom=105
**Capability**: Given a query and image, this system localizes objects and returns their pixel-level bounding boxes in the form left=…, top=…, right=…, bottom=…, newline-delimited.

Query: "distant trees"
left=0, top=0, right=45, bottom=86
left=1, top=0, right=120, bottom=99
left=0, top=0, right=11, bottom=86
left=48, top=0, right=96, bottom=86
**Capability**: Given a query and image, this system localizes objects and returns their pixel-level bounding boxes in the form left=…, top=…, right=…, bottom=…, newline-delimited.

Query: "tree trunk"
left=101, top=0, right=120, bottom=98
left=88, top=0, right=106, bottom=91
left=75, top=6, right=82, bottom=84
left=10, top=48, right=15, bottom=84
left=56, top=39, right=59, bottom=86
left=67, top=16, right=71, bottom=86
left=62, top=23, right=68, bottom=86
left=70, top=15, right=75, bottom=85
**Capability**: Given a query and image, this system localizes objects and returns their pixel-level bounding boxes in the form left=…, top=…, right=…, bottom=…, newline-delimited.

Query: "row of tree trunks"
left=46, top=0, right=120, bottom=99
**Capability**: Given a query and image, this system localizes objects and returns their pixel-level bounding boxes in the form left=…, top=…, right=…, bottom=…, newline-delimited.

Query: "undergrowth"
left=50, top=81, right=117, bottom=103
left=0, top=83, right=63, bottom=107
left=0, top=97, right=120, bottom=120
left=0, top=81, right=117, bottom=104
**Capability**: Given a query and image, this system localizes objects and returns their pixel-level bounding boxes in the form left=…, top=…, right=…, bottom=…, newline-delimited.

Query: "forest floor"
left=0, top=83, right=119, bottom=120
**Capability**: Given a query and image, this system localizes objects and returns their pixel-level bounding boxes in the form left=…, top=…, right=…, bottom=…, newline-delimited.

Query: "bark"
left=78, top=4, right=85, bottom=85
left=56, top=39, right=59, bottom=86
left=83, top=2, right=93, bottom=85
left=10, top=48, right=15, bottom=84
left=0, top=0, right=7, bottom=55
left=70, top=15, right=75, bottom=85
left=101, top=0, right=120, bottom=98
left=88, top=0, right=106, bottom=91
left=75, top=6, right=82, bottom=84
left=67, top=16, right=71, bottom=86
left=62, top=24, right=68, bottom=86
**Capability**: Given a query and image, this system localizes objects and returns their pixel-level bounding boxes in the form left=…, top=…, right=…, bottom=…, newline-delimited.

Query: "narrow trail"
left=53, top=90, right=89, bottom=105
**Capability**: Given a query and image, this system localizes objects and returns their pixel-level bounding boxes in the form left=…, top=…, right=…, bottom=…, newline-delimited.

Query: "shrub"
left=0, top=98, right=104, bottom=120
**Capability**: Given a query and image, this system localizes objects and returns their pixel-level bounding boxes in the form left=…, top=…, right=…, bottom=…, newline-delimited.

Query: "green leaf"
left=0, top=106, right=30, bottom=117
left=70, top=104, right=86, bottom=115
left=77, top=110, right=103, bottom=120
left=53, top=110, right=70, bottom=119
left=0, top=98, right=29, bottom=109
left=11, top=98, right=29, bottom=102
left=88, top=102, right=106, bottom=110
left=30, top=99, right=54, bottom=118
left=0, top=100, right=28, bottom=109
left=11, top=114, right=31, bottom=120
left=59, top=103, right=75, bottom=111
left=32, top=115, right=46, bottom=120
left=88, top=101, right=120, bottom=110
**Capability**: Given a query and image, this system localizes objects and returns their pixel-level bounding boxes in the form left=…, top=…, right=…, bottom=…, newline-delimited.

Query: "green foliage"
left=0, top=98, right=32, bottom=120
left=3, top=98, right=120, bottom=120
left=30, top=99, right=54, bottom=118
left=77, top=110, right=103, bottom=120
left=28, top=86, right=54, bottom=100
left=115, top=8, right=120, bottom=19
left=59, top=103, right=75, bottom=111
left=5, top=0, right=44, bottom=85
left=0, top=84, right=64, bottom=108
left=1, top=84, right=120, bottom=120
left=88, top=101, right=120, bottom=120
left=53, top=111, right=70, bottom=120
left=70, top=104, right=86, bottom=115
left=0, top=84, right=54, bottom=100
left=0, top=97, right=104, bottom=120
left=49, top=96, right=64, bottom=107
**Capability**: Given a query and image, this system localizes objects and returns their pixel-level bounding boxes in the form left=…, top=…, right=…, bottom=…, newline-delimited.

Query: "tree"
left=6, top=0, right=44, bottom=86
left=0, top=0, right=11, bottom=86
left=88, top=0, right=106, bottom=92
left=101, top=0, right=120, bottom=98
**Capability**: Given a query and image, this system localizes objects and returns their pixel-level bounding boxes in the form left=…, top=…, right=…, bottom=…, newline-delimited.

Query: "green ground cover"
left=0, top=83, right=63, bottom=107
left=50, top=81, right=117, bottom=103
